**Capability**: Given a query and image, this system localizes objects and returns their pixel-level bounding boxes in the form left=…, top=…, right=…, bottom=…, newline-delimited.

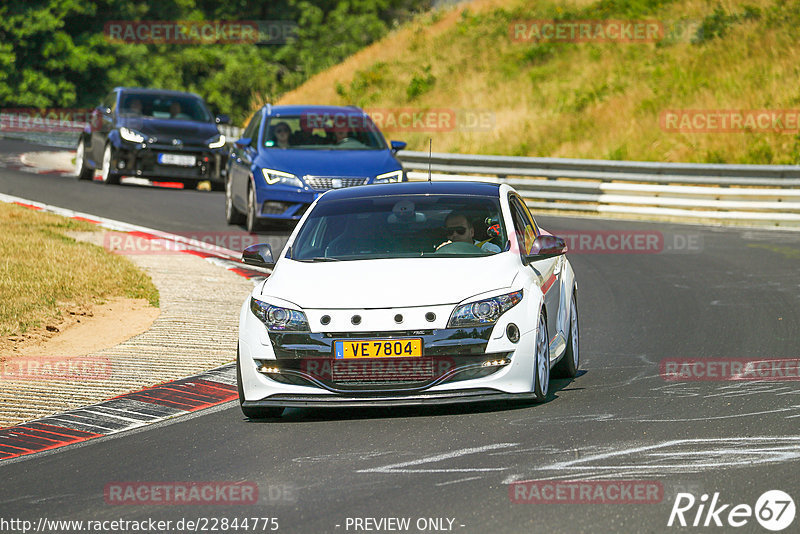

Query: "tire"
left=553, top=291, right=579, bottom=378
left=225, top=177, right=245, bottom=225
left=100, top=144, right=120, bottom=185
left=74, top=138, right=93, bottom=180
left=245, top=184, right=260, bottom=233
left=531, top=312, right=550, bottom=402
left=236, top=349, right=283, bottom=420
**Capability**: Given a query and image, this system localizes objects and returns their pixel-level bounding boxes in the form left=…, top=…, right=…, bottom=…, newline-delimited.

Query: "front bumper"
left=253, top=186, right=317, bottom=221
left=114, top=142, right=226, bottom=183
left=239, top=312, right=539, bottom=405
left=243, top=388, right=537, bottom=409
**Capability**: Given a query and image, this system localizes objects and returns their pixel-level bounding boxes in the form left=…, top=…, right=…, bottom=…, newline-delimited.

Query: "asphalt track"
left=1, top=139, right=799, bottom=533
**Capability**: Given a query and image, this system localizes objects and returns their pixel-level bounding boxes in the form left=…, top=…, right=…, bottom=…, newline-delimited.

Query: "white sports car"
left=236, top=181, right=579, bottom=418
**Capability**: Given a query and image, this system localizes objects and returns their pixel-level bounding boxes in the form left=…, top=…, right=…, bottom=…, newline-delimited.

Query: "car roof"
left=319, top=181, right=502, bottom=202
left=264, top=105, right=365, bottom=117
left=115, top=87, right=204, bottom=99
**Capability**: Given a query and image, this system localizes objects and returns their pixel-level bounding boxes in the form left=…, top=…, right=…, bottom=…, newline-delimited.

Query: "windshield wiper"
left=298, top=257, right=342, bottom=262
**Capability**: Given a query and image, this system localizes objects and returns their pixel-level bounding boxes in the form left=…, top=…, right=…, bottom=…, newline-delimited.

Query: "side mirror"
left=242, top=243, right=275, bottom=268
left=234, top=137, right=252, bottom=148
left=216, top=114, right=231, bottom=125
left=523, top=235, right=568, bottom=263
left=390, top=140, right=407, bottom=154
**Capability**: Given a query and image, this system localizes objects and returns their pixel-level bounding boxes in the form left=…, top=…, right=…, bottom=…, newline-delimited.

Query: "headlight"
left=208, top=134, right=226, bottom=149
left=261, top=168, right=303, bottom=187
left=375, top=170, right=403, bottom=183
left=447, top=290, right=523, bottom=328
left=120, top=127, right=145, bottom=143
left=250, top=298, right=310, bottom=332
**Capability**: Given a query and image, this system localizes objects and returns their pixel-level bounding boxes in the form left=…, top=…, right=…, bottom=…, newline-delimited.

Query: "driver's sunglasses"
left=275, top=129, right=289, bottom=134
left=446, top=226, right=467, bottom=236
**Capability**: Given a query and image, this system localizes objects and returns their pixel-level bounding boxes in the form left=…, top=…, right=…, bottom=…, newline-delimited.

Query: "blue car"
left=225, top=105, right=406, bottom=231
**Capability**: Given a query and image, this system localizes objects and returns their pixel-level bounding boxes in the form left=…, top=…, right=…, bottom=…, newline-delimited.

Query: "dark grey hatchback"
left=75, top=87, right=230, bottom=188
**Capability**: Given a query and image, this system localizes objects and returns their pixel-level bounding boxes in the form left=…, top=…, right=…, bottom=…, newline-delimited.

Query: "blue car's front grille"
left=303, top=176, right=369, bottom=190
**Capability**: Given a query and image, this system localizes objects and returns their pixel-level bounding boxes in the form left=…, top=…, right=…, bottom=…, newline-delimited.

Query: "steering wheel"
left=434, top=241, right=484, bottom=254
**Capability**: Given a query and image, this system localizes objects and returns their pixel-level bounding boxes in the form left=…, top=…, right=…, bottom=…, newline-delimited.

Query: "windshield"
left=263, top=114, right=387, bottom=150
left=118, top=93, right=213, bottom=122
left=291, top=194, right=507, bottom=261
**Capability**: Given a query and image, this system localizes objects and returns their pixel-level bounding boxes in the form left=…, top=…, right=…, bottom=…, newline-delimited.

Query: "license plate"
left=334, top=339, right=423, bottom=359
left=158, top=153, right=196, bottom=166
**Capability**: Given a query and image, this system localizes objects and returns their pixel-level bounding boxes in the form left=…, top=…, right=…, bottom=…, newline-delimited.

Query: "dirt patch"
left=0, top=297, right=159, bottom=360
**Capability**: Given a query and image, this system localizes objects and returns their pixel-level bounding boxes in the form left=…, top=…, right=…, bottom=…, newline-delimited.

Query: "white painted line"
left=357, top=443, right=519, bottom=474
left=435, top=476, right=484, bottom=487
left=0, top=192, right=242, bottom=260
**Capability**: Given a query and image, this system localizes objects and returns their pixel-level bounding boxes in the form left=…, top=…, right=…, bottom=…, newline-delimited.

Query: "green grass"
left=279, top=0, right=800, bottom=164
left=0, top=202, right=158, bottom=337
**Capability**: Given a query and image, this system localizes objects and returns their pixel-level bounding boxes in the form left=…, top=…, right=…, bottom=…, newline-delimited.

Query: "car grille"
left=303, top=176, right=368, bottom=190
left=331, top=358, right=435, bottom=384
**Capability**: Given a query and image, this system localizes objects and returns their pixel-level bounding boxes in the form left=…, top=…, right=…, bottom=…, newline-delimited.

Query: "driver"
left=439, top=212, right=501, bottom=253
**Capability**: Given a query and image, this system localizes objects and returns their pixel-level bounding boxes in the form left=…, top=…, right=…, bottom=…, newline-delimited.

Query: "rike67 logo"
left=668, top=490, right=795, bottom=531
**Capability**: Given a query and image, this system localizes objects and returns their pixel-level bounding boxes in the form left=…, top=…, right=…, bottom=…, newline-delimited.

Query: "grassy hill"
left=276, top=0, right=800, bottom=164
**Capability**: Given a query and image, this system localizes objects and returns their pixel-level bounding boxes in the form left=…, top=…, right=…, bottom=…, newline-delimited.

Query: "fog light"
left=506, top=323, right=520, bottom=343
left=482, top=358, right=511, bottom=367
left=117, top=161, right=126, bottom=169
left=259, top=365, right=280, bottom=374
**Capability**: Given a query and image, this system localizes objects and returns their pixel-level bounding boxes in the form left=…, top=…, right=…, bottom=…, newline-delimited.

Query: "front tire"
left=101, top=144, right=120, bottom=185
left=236, top=349, right=283, bottom=420
left=74, top=138, right=93, bottom=180
left=531, top=312, right=550, bottom=402
left=246, top=184, right=260, bottom=233
left=225, top=177, right=245, bottom=225
left=553, top=291, right=579, bottom=378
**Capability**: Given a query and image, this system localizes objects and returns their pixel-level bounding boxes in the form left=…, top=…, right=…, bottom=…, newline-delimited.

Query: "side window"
left=518, top=200, right=539, bottom=237
left=509, top=196, right=537, bottom=255
left=242, top=111, right=262, bottom=146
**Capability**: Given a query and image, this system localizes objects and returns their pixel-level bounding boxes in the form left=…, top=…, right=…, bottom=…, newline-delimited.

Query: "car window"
left=262, top=114, right=387, bottom=150
left=118, top=93, right=213, bottom=122
left=243, top=111, right=262, bottom=146
left=509, top=196, right=537, bottom=255
left=291, top=194, right=506, bottom=261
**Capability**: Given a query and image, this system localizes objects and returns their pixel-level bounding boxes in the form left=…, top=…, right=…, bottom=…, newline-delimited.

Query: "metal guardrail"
left=398, top=151, right=800, bottom=223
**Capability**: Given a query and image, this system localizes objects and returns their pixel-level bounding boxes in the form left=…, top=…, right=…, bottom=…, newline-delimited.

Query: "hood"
left=118, top=117, right=219, bottom=144
left=256, top=148, right=401, bottom=179
left=260, top=254, right=519, bottom=309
